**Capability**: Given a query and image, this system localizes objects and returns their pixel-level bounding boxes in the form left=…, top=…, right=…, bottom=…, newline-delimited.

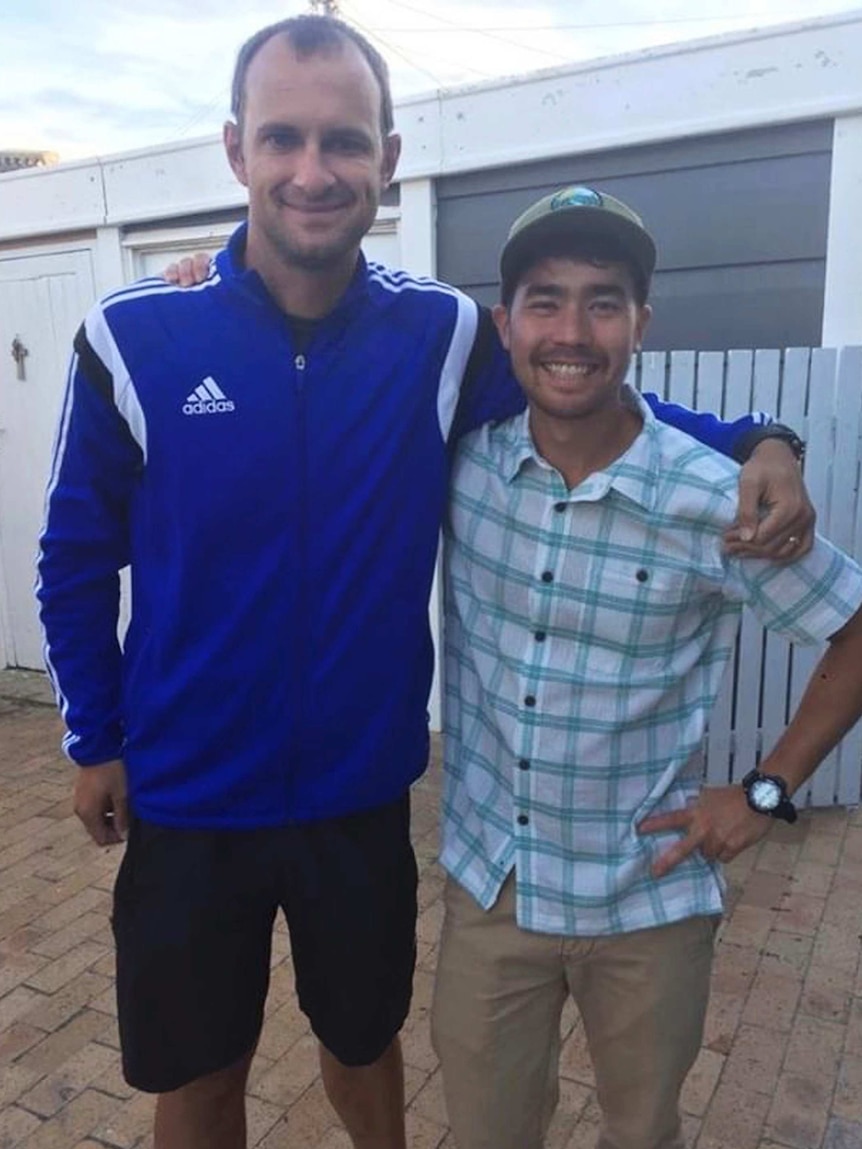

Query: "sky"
left=1, top=0, right=859, bottom=163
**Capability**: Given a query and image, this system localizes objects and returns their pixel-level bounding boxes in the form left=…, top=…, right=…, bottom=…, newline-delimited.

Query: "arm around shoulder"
left=643, top=394, right=813, bottom=561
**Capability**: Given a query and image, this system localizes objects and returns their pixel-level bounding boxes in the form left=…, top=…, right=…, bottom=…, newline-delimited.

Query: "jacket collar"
left=216, top=221, right=371, bottom=322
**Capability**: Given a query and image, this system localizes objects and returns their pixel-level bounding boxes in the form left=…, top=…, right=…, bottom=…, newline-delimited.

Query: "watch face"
left=750, top=779, right=781, bottom=811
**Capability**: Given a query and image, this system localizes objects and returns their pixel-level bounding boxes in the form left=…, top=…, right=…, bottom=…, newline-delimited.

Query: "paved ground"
left=1, top=668, right=862, bottom=1149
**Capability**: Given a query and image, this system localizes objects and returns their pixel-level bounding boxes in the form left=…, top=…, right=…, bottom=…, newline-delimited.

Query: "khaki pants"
left=431, top=875, right=716, bottom=1149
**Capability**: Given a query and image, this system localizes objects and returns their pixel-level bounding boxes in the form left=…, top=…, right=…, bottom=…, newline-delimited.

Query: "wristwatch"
left=742, top=768, right=798, bottom=823
left=733, top=423, right=806, bottom=465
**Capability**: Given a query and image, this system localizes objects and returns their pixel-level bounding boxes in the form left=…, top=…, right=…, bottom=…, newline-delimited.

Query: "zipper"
left=292, top=349, right=309, bottom=817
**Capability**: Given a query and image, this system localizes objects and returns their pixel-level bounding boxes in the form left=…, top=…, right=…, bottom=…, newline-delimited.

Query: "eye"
left=590, top=298, right=622, bottom=315
left=326, top=133, right=371, bottom=156
left=262, top=129, right=300, bottom=151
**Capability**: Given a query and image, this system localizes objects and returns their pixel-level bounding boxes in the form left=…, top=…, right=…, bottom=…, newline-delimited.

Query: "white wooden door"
left=0, top=248, right=96, bottom=668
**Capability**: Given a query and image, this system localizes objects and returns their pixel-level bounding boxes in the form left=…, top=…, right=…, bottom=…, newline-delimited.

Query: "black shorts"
left=112, top=794, right=418, bottom=1093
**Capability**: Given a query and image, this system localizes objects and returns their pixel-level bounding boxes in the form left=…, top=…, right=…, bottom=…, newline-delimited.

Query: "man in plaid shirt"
left=432, top=185, right=862, bottom=1149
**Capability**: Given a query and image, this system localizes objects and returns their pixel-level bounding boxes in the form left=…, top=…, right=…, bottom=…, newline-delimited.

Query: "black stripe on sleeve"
left=73, top=323, right=115, bottom=407
left=71, top=322, right=145, bottom=474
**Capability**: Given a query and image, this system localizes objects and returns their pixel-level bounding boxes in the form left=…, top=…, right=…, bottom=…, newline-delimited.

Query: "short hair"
left=230, top=14, right=394, bottom=138
left=500, top=233, right=650, bottom=308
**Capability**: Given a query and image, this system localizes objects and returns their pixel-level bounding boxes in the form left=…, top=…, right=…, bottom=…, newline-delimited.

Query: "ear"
left=491, top=303, right=511, bottom=350
left=224, top=120, right=248, bottom=187
left=381, top=133, right=401, bottom=187
left=635, top=303, right=652, bottom=350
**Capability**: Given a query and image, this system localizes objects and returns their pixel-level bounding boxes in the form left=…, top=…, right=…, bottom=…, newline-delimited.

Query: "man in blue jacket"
left=37, top=14, right=812, bottom=1149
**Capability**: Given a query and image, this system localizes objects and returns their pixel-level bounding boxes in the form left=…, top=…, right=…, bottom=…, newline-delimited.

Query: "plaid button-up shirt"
left=441, top=392, right=862, bottom=936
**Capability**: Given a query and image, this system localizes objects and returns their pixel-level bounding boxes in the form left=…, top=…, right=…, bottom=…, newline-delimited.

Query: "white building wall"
left=396, top=12, right=862, bottom=179
left=823, top=112, right=862, bottom=347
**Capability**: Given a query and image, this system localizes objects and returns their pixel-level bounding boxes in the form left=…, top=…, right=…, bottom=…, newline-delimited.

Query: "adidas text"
left=183, top=398, right=236, bottom=415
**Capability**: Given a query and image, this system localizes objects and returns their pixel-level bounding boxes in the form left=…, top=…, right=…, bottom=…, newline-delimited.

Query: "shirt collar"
left=498, top=409, right=538, bottom=483
left=499, top=386, right=663, bottom=512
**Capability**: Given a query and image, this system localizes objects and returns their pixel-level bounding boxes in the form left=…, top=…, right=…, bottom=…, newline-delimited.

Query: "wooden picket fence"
left=628, top=345, right=862, bottom=808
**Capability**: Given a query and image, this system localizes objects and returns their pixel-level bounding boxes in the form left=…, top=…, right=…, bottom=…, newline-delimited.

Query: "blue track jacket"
left=37, top=224, right=769, bottom=828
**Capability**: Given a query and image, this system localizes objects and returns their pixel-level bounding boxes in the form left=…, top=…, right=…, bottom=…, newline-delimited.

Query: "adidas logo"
left=182, top=376, right=235, bottom=415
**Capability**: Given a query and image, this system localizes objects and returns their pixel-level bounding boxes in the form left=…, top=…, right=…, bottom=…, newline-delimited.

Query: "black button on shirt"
left=517, top=814, right=529, bottom=826
left=524, top=695, right=536, bottom=707
left=518, top=759, right=530, bottom=770
left=534, top=631, right=546, bottom=642
left=541, top=571, right=554, bottom=583
left=554, top=501, right=567, bottom=512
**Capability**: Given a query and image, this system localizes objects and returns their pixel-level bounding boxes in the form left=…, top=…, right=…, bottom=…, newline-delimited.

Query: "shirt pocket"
left=577, top=558, right=700, bottom=683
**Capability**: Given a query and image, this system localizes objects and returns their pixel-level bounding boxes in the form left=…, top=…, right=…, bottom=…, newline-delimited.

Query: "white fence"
left=630, top=345, right=862, bottom=808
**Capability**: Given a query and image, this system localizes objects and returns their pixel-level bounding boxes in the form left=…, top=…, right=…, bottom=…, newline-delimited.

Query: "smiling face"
left=492, top=256, right=651, bottom=426
left=224, top=33, right=400, bottom=280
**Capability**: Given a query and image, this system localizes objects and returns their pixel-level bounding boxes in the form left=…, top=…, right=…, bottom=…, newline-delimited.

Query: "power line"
left=343, top=6, right=451, bottom=85
left=341, top=12, right=835, bottom=34
left=361, top=0, right=587, bottom=64
left=170, top=88, right=231, bottom=141
left=341, top=3, right=495, bottom=85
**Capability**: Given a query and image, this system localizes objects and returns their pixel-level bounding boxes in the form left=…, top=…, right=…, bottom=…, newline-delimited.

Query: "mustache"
left=533, top=345, right=607, bottom=366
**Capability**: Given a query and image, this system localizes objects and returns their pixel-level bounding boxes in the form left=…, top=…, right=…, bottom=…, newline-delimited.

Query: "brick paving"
left=1, top=668, right=862, bottom=1148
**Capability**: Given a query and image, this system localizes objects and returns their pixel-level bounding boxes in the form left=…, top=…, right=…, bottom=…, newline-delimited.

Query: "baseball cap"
left=499, top=185, right=657, bottom=299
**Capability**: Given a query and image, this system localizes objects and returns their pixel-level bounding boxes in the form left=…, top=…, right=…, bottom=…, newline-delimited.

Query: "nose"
left=291, top=143, right=336, bottom=196
left=555, top=302, right=591, bottom=347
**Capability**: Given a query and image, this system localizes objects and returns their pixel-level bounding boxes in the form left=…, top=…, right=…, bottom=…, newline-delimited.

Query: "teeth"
left=544, top=362, right=595, bottom=376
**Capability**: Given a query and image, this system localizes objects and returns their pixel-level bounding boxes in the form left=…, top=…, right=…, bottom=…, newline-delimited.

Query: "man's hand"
left=163, top=252, right=212, bottom=287
left=724, top=439, right=815, bottom=561
left=638, top=786, right=772, bottom=878
left=73, top=760, right=129, bottom=845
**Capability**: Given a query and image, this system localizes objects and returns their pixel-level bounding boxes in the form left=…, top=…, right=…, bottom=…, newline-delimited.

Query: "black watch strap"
left=742, top=768, right=798, bottom=824
left=732, top=423, right=806, bottom=465
left=774, top=794, right=797, bottom=824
